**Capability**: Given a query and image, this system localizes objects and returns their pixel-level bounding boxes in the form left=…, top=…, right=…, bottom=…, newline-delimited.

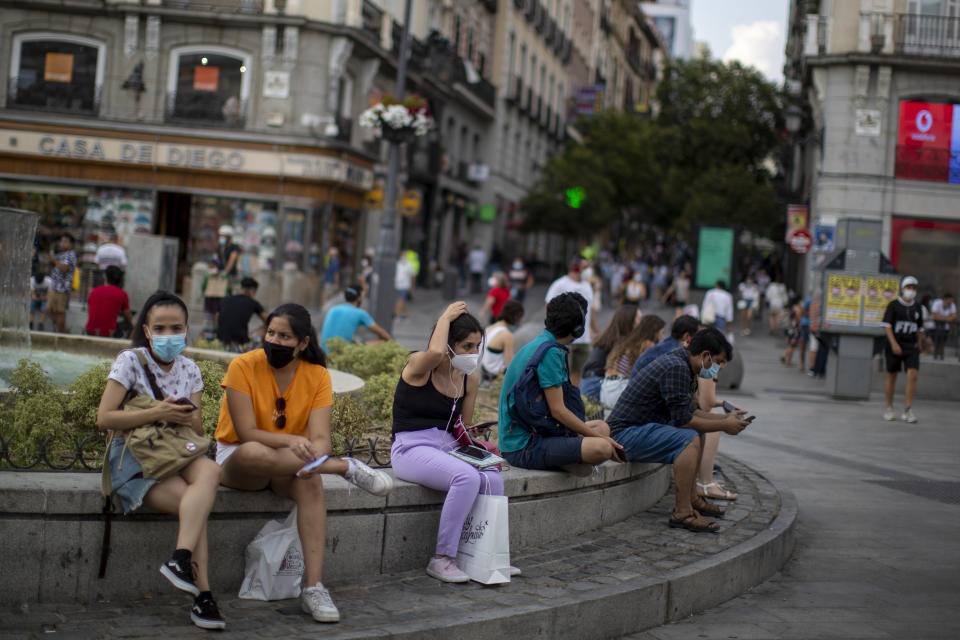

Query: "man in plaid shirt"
left=607, top=327, right=749, bottom=533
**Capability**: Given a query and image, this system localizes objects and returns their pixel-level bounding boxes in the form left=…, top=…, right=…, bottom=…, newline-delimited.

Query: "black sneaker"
left=160, top=555, right=199, bottom=596
left=191, top=593, right=226, bottom=630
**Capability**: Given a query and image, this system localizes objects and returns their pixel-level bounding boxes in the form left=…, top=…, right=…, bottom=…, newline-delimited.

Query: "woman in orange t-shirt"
left=215, top=303, right=392, bottom=624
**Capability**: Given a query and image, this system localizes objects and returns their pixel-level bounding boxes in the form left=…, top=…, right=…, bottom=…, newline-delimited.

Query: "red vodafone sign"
left=788, top=229, right=813, bottom=254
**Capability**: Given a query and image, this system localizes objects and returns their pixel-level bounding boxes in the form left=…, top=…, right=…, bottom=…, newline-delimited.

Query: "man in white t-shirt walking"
left=394, top=252, right=416, bottom=321
left=545, top=258, right=599, bottom=387
left=931, top=292, right=957, bottom=360
left=467, top=245, right=487, bottom=294
left=702, top=280, right=734, bottom=333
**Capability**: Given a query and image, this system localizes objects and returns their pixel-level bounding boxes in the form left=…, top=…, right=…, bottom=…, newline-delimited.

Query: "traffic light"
left=565, top=186, right=586, bottom=209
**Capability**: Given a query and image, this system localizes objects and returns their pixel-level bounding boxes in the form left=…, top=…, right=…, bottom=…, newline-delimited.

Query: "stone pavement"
left=627, top=316, right=960, bottom=640
left=1, top=455, right=791, bottom=639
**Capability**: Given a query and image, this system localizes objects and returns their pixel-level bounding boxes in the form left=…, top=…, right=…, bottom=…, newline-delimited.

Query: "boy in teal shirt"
left=498, top=292, right=624, bottom=470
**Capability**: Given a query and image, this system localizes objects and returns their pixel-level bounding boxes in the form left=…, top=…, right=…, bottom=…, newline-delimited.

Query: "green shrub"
left=330, top=394, right=371, bottom=456
left=359, top=372, right=399, bottom=426
left=65, top=361, right=112, bottom=431
left=583, top=395, right=603, bottom=420
left=196, top=360, right=226, bottom=439
left=326, top=339, right=409, bottom=379
left=193, top=337, right=225, bottom=351
left=8, top=359, right=54, bottom=396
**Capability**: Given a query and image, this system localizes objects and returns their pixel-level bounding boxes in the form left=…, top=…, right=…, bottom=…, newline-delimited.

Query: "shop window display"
left=187, top=196, right=281, bottom=272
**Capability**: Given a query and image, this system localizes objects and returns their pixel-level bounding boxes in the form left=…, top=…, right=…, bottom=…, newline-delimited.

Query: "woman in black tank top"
left=390, top=302, right=510, bottom=583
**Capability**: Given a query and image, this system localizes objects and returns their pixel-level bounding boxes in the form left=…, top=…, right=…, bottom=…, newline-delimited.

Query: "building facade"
left=784, top=0, right=960, bottom=298
left=640, top=0, right=694, bottom=60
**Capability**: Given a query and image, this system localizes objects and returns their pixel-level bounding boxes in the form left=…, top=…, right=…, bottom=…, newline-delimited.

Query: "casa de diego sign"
left=0, top=128, right=374, bottom=189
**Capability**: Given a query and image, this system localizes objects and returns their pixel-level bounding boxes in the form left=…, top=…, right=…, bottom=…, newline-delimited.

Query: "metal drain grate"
left=869, top=480, right=960, bottom=505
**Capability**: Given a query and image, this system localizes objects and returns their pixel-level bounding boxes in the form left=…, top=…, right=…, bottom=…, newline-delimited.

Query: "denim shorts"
left=611, top=423, right=697, bottom=464
left=502, top=433, right=582, bottom=470
left=30, top=299, right=46, bottom=313
left=107, top=437, right=158, bottom=514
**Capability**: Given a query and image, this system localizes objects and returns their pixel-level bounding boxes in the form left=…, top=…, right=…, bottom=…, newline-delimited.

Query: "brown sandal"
left=692, top=497, right=725, bottom=518
left=669, top=511, right=719, bottom=534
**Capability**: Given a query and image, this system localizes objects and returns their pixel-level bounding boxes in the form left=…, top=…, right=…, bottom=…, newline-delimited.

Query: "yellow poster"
left=44, top=52, right=74, bottom=83
left=825, top=274, right=862, bottom=324
left=863, top=276, right=900, bottom=325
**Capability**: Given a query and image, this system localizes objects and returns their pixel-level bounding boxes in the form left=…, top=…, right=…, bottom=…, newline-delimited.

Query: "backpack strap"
left=127, top=348, right=166, bottom=401
left=523, top=340, right=568, bottom=376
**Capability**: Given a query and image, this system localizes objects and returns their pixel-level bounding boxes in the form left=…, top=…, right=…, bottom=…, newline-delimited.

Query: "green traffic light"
left=565, top=186, right=586, bottom=209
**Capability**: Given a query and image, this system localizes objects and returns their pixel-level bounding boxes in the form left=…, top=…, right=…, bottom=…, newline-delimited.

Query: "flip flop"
left=691, top=497, right=725, bottom=518
left=669, top=512, right=719, bottom=534
left=697, top=481, right=738, bottom=501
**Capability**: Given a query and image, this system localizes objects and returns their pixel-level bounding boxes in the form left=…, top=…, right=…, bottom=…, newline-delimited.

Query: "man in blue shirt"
left=321, top=284, right=391, bottom=350
left=498, top=292, right=625, bottom=471
left=630, top=315, right=700, bottom=377
left=608, top=328, right=749, bottom=533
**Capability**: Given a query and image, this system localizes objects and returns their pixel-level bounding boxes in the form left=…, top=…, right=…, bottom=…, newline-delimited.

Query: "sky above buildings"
left=691, top=0, right=790, bottom=85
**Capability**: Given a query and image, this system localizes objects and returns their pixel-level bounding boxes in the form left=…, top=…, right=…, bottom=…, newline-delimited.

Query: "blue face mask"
left=151, top=333, right=187, bottom=362
left=699, top=354, right=720, bottom=379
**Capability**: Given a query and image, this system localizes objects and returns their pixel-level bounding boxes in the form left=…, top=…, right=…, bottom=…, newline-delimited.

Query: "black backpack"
left=507, top=340, right=585, bottom=438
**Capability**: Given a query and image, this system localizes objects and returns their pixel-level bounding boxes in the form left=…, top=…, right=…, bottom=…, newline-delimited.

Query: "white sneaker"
left=425, top=556, right=469, bottom=583
left=883, top=407, right=896, bottom=421
left=901, top=408, right=918, bottom=424
left=509, top=565, right=521, bottom=577
left=344, top=458, right=394, bottom=496
left=301, top=582, right=340, bottom=622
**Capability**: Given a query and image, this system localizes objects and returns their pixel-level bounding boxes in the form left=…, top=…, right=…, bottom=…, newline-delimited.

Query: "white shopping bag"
left=456, top=495, right=511, bottom=585
left=238, top=507, right=304, bottom=600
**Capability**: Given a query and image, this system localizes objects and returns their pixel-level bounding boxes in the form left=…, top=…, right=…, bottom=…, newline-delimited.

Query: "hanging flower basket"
left=359, top=94, right=433, bottom=141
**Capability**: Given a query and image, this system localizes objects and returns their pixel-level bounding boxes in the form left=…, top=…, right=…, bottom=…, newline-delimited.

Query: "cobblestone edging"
left=1, top=456, right=796, bottom=639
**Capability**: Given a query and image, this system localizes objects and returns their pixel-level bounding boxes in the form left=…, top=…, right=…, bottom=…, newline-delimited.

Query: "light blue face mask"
left=699, top=354, right=720, bottom=379
left=151, top=333, right=187, bottom=362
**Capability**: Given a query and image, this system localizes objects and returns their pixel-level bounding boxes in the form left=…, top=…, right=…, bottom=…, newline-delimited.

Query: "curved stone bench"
left=0, top=461, right=669, bottom=604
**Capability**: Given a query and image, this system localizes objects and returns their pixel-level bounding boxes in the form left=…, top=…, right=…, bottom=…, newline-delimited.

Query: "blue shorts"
left=30, top=299, right=46, bottom=313
left=396, top=289, right=410, bottom=301
left=502, top=433, right=582, bottom=470
left=611, top=423, right=697, bottom=464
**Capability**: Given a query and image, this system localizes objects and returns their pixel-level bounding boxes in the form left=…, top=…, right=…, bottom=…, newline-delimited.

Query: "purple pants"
left=391, top=428, right=504, bottom=557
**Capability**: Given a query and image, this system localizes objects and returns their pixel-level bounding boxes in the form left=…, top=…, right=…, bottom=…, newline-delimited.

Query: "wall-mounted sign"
left=825, top=274, right=862, bottom=325
left=895, top=100, right=960, bottom=184
left=263, top=70, right=290, bottom=99
left=0, top=127, right=374, bottom=189
left=855, top=109, right=881, bottom=136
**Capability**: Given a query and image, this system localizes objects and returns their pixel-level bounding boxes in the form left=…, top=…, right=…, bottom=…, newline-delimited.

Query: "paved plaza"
left=7, top=287, right=959, bottom=639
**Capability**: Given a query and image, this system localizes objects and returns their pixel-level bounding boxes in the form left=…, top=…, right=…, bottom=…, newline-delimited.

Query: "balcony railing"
left=161, top=0, right=264, bottom=11
left=165, top=91, right=247, bottom=128
left=452, top=55, right=496, bottom=108
left=361, top=0, right=384, bottom=42
left=894, top=12, right=960, bottom=57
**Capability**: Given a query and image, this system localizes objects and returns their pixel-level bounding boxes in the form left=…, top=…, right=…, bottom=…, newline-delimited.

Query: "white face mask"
left=448, top=346, right=480, bottom=375
left=901, top=289, right=916, bottom=302
left=488, top=277, right=499, bottom=288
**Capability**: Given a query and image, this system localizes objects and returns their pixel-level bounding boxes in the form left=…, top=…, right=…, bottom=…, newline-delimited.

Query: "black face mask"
left=263, top=341, right=296, bottom=368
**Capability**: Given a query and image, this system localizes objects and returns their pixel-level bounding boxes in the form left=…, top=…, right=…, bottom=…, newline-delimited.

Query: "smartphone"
left=174, top=397, right=198, bottom=410
left=745, top=415, right=756, bottom=423
left=468, top=421, right=497, bottom=433
left=456, top=445, right=489, bottom=460
left=296, top=455, right=329, bottom=477
left=722, top=400, right=737, bottom=413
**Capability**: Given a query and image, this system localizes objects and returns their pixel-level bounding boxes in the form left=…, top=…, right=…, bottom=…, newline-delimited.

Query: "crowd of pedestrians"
left=38, top=228, right=957, bottom=631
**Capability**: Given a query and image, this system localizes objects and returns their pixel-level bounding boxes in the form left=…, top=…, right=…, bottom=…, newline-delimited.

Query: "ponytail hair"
left=267, top=303, right=326, bottom=366
left=131, top=290, right=189, bottom=348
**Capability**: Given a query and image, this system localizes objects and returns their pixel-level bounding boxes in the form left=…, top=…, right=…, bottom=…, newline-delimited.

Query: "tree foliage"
left=520, top=56, right=784, bottom=238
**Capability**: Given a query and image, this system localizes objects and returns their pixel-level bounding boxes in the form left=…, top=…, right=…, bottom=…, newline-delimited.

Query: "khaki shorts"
left=48, top=290, right=70, bottom=314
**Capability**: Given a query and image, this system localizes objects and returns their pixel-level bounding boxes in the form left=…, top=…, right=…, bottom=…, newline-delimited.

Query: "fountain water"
left=0, top=208, right=39, bottom=350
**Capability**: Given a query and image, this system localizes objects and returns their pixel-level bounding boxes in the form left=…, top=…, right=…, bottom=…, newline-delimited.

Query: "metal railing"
left=894, top=12, right=960, bottom=57
left=0, top=434, right=397, bottom=471
left=161, top=0, right=264, bottom=11
left=165, top=91, right=247, bottom=128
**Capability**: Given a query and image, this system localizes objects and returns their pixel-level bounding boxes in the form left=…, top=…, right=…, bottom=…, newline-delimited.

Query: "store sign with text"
left=895, top=100, right=960, bottom=183
left=0, top=128, right=373, bottom=189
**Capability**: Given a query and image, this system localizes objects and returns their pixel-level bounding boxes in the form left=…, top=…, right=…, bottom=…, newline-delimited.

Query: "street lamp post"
left=370, top=0, right=413, bottom=334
